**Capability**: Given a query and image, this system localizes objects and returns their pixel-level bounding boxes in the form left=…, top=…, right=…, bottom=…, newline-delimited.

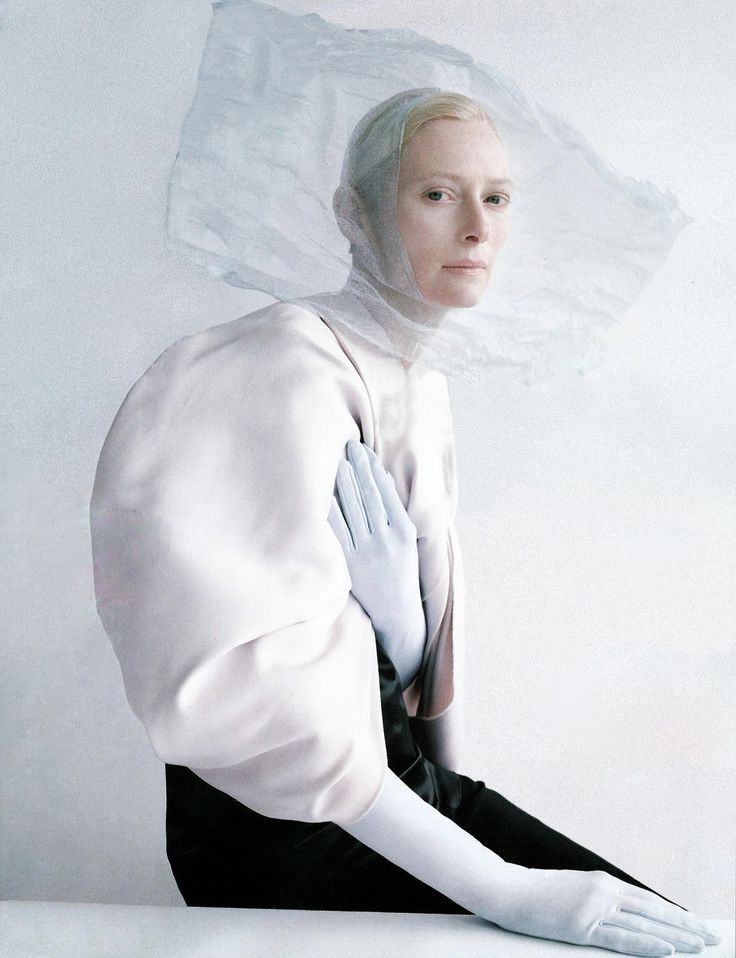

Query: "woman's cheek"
left=495, top=215, right=510, bottom=249
left=397, top=207, right=428, bottom=260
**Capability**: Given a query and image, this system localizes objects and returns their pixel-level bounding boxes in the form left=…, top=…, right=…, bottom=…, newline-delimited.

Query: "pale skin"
left=396, top=117, right=511, bottom=308
left=330, top=118, right=721, bottom=954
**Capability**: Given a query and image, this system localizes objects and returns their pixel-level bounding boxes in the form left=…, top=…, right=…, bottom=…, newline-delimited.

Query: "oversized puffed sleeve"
left=90, top=303, right=387, bottom=825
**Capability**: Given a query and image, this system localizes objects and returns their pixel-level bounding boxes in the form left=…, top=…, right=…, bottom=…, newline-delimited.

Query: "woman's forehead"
left=399, top=119, right=510, bottom=185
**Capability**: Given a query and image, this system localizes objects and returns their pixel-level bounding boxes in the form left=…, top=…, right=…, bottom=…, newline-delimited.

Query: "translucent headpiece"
left=166, top=0, right=690, bottom=381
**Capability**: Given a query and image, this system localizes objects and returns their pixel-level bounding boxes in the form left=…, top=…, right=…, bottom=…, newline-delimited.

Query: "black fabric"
left=165, top=640, right=682, bottom=912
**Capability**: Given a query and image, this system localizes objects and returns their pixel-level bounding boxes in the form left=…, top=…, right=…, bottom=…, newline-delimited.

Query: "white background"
left=1, top=0, right=733, bottom=916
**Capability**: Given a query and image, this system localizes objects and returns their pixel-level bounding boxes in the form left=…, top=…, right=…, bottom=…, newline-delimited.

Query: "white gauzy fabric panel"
left=166, top=0, right=690, bottom=381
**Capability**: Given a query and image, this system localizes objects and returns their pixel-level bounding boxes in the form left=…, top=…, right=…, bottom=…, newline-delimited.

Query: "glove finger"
left=361, top=443, right=409, bottom=530
left=618, top=900, right=717, bottom=948
left=346, top=440, right=386, bottom=531
left=608, top=914, right=705, bottom=953
left=593, top=923, right=674, bottom=956
left=335, top=459, right=370, bottom=541
left=328, top=495, right=354, bottom=553
left=622, top=890, right=720, bottom=945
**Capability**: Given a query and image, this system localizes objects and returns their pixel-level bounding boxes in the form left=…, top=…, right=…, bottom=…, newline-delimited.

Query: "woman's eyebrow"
left=415, top=172, right=514, bottom=188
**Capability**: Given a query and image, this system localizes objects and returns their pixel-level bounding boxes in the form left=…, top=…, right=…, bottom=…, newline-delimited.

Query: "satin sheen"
left=90, top=301, right=465, bottom=826
left=165, top=638, right=676, bottom=911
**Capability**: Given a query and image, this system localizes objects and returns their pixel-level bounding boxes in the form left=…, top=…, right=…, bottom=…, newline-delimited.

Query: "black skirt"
left=165, top=640, right=680, bottom=912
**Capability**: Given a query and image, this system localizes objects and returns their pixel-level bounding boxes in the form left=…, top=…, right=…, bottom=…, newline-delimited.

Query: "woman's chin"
left=418, top=273, right=490, bottom=309
left=424, top=288, right=486, bottom=309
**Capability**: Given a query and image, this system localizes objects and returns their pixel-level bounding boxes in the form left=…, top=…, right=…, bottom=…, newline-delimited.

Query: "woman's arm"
left=90, top=305, right=390, bottom=826
left=343, top=770, right=720, bottom=955
left=331, top=444, right=721, bottom=955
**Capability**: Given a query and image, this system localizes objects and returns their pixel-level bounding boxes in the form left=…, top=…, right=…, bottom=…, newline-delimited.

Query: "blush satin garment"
left=91, top=302, right=464, bottom=826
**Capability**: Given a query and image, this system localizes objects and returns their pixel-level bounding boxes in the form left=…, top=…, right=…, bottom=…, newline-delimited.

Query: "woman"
left=91, top=89, right=719, bottom=955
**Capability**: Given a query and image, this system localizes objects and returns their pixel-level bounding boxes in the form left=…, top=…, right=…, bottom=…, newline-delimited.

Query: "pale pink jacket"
left=90, top=301, right=465, bottom=826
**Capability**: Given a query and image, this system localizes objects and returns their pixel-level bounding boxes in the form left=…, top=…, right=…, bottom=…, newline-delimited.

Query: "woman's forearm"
left=339, top=767, right=515, bottom=918
left=373, top=621, right=426, bottom=692
left=339, top=769, right=720, bottom=955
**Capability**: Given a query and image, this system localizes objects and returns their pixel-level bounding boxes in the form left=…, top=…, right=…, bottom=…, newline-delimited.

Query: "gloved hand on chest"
left=328, top=438, right=427, bottom=690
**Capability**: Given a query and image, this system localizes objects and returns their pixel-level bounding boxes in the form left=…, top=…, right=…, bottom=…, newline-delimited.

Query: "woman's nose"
left=460, top=200, right=490, bottom=243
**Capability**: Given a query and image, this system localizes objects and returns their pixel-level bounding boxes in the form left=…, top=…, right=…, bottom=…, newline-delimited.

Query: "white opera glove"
left=495, top=866, right=721, bottom=955
left=328, top=439, right=427, bottom=690
left=343, top=771, right=722, bottom=956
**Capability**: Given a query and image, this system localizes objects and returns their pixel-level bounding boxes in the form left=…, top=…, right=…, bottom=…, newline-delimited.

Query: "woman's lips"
left=443, top=264, right=486, bottom=272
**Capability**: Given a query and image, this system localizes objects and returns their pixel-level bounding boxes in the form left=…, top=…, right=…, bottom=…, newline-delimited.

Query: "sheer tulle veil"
left=166, top=0, right=690, bottom=381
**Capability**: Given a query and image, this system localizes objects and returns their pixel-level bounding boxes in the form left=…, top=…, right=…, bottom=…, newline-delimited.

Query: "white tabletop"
left=0, top=901, right=733, bottom=958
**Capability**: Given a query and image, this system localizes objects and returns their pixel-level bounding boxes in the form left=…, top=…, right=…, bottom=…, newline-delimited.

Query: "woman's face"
left=396, top=118, right=511, bottom=308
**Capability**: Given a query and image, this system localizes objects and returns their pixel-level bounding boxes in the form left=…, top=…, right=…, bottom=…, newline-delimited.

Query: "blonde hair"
left=401, top=91, right=497, bottom=151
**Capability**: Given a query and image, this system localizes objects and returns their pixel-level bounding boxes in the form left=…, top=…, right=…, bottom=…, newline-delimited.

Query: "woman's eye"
left=424, top=190, right=510, bottom=206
